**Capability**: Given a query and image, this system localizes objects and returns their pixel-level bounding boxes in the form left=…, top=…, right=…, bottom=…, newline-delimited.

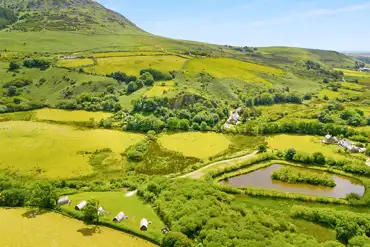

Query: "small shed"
left=140, top=218, right=149, bottom=231
left=57, top=196, right=69, bottom=205
left=113, top=212, right=125, bottom=223
left=75, top=200, right=87, bottom=210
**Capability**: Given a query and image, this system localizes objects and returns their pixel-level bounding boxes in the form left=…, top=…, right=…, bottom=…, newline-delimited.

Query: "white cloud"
left=251, top=2, right=370, bottom=26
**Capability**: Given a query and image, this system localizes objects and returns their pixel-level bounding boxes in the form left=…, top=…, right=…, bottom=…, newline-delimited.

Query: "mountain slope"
left=0, top=0, right=141, bottom=32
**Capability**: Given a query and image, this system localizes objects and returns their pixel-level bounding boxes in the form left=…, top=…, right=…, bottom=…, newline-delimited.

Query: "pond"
left=220, top=164, right=365, bottom=198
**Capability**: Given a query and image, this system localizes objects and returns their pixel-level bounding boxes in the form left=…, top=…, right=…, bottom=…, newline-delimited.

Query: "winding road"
left=180, top=151, right=258, bottom=179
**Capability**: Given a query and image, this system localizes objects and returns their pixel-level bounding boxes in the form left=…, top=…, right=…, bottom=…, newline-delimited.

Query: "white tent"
left=57, top=196, right=69, bottom=205
left=140, top=218, right=149, bottom=231
left=113, top=212, right=125, bottom=223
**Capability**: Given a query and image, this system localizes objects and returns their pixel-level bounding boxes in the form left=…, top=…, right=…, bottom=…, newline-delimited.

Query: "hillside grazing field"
left=63, top=192, right=164, bottom=237
left=55, top=58, right=95, bottom=68
left=35, top=109, right=113, bottom=122
left=0, top=121, right=144, bottom=179
left=158, top=132, right=231, bottom=159
left=184, top=58, right=284, bottom=85
left=267, top=134, right=348, bottom=159
left=0, top=209, right=157, bottom=247
left=85, top=55, right=188, bottom=76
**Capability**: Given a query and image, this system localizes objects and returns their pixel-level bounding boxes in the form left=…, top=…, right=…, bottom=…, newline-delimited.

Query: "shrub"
left=161, top=232, right=192, bottom=247
left=9, top=61, right=20, bottom=70
left=23, top=59, right=50, bottom=69
left=285, top=148, right=296, bottom=161
left=0, top=188, right=29, bottom=207
left=140, top=68, right=172, bottom=81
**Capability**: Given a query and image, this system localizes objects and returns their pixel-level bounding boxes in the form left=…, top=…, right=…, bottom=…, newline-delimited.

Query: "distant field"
left=158, top=132, right=231, bottom=159
left=35, top=109, right=113, bottom=122
left=92, top=51, right=166, bottom=58
left=86, top=55, right=187, bottom=76
left=267, top=134, right=347, bottom=159
left=184, top=58, right=284, bottom=85
left=317, top=89, right=341, bottom=99
left=341, top=82, right=366, bottom=89
left=0, top=209, right=157, bottom=247
left=55, top=58, right=94, bottom=68
left=0, top=121, right=144, bottom=179
left=63, top=192, right=164, bottom=237
left=144, top=81, right=174, bottom=97
left=334, top=68, right=370, bottom=78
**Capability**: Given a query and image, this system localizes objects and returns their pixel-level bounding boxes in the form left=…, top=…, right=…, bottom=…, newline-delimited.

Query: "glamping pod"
left=98, top=207, right=108, bottom=216
left=140, top=218, right=149, bottom=231
left=57, top=196, right=69, bottom=205
left=75, top=200, right=87, bottom=210
left=113, top=212, right=125, bottom=223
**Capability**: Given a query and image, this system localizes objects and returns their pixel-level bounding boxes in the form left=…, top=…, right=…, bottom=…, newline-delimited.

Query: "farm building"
left=140, top=218, right=149, bottom=231
left=322, top=134, right=339, bottom=144
left=339, top=140, right=365, bottom=153
left=75, top=200, right=87, bottom=210
left=113, top=212, right=125, bottom=223
left=57, top=196, right=70, bottom=206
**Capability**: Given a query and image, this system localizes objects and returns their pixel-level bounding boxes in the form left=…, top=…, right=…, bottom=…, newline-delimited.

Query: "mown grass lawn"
left=86, top=55, right=187, bottom=76
left=158, top=132, right=231, bottom=159
left=63, top=192, right=164, bottom=236
left=35, top=108, right=113, bottom=122
left=184, top=58, right=284, bottom=85
left=267, top=134, right=347, bottom=160
left=0, top=121, right=144, bottom=179
left=0, top=209, right=157, bottom=247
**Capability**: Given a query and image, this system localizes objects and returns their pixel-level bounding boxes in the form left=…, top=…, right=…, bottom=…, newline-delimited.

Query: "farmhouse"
left=322, top=134, right=339, bottom=144
left=338, top=140, right=365, bottom=153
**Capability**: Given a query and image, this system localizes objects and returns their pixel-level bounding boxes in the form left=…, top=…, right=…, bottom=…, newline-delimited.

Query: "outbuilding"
left=57, top=196, right=70, bottom=205
left=322, top=134, right=339, bottom=144
left=75, top=200, right=87, bottom=210
left=140, top=218, right=149, bottom=231
left=113, top=212, right=125, bottom=223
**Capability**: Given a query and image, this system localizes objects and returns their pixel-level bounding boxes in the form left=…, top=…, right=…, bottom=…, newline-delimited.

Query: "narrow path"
left=180, top=151, right=258, bottom=179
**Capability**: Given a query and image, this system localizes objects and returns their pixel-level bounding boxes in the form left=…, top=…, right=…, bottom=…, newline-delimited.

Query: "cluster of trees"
left=108, top=68, right=173, bottom=94
left=319, top=103, right=370, bottom=126
left=58, top=92, right=122, bottom=112
left=0, top=7, right=17, bottom=29
left=236, top=119, right=369, bottom=140
left=291, top=205, right=370, bottom=244
left=138, top=178, right=346, bottom=247
left=272, top=166, right=336, bottom=187
left=304, top=60, right=344, bottom=80
left=243, top=91, right=303, bottom=107
left=125, top=96, right=228, bottom=132
left=23, top=59, right=50, bottom=69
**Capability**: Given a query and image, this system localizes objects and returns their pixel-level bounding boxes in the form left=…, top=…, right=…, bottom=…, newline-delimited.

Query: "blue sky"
left=96, top=0, right=370, bottom=52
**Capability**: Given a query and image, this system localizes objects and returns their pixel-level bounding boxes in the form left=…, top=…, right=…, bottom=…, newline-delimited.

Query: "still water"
left=221, top=164, right=364, bottom=198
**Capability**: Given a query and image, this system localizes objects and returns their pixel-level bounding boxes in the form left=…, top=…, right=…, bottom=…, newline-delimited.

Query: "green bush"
left=161, top=232, right=192, bottom=247
left=0, top=188, right=29, bottom=207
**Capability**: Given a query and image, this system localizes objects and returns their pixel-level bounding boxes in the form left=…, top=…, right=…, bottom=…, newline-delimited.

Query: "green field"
left=55, top=58, right=95, bottom=68
left=267, top=134, right=347, bottom=159
left=86, top=55, right=187, bottom=76
left=144, top=81, right=175, bottom=97
left=92, top=51, right=166, bottom=58
left=0, top=121, right=144, bottom=179
left=35, top=109, right=113, bottom=122
left=62, top=192, right=164, bottom=237
left=184, top=58, right=283, bottom=85
left=158, top=132, right=231, bottom=159
left=0, top=209, right=157, bottom=247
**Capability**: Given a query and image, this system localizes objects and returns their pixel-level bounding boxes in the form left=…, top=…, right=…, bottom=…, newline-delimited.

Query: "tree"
left=285, top=148, right=296, bottom=161
left=258, top=144, right=267, bottom=153
left=127, top=81, right=136, bottom=93
left=82, top=199, right=100, bottom=224
left=167, top=117, right=179, bottom=130
left=335, top=221, right=364, bottom=244
left=161, top=232, right=192, bottom=247
left=200, top=121, right=209, bottom=131
left=313, top=152, right=326, bottom=165
left=27, top=182, right=58, bottom=209
left=179, top=119, right=190, bottom=131
left=0, top=188, right=29, bottom=207
left=141, top=72, right=155, bottom=86
left=7, top=86, right=17, bottom=96
left=323, top=78, right=329, bottom=83
left=9, top=61, right=20, bottom=70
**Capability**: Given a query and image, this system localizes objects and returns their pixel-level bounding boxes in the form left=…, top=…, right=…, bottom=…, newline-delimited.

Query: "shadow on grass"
left=21, top=209, right=48, bottom=218
left=77, top=226, right=102, bottom=236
